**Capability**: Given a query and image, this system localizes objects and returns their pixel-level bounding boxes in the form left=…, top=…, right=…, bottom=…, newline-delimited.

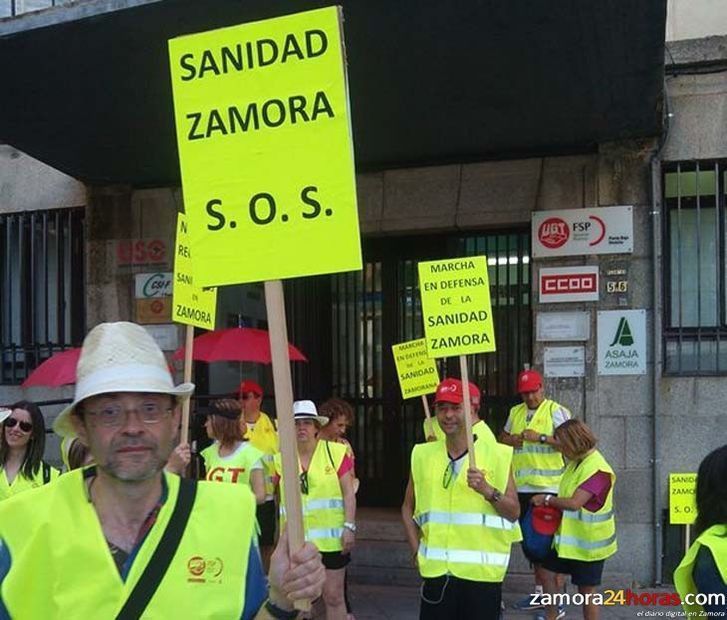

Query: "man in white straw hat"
left=0, top=321, right=324, bottom=619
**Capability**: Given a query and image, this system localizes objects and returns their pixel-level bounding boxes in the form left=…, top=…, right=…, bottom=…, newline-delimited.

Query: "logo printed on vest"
left=206, top=466, right=246, bottom=483
left=187, top=555, right=225, bottom=583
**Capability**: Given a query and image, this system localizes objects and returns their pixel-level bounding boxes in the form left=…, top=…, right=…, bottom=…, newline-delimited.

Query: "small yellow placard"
left=418, top=256, right=496, bottom=358
left=168, top=7, right=362, bottom=288
left=669, top=473, right=697, bottom=525
left=172, top=213, right=218, bottom=330
left=392, top=339, right=440, bottom=399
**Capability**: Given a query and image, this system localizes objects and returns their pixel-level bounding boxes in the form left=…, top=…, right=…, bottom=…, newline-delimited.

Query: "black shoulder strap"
left=325, top=440, right=336, bottom=469
left=115, top=478, right=198, bottom=620
left=42, top=462, right=50, bottom=485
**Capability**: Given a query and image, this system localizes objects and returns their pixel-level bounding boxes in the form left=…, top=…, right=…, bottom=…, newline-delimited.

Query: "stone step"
left=351, top=539, right=412, bottom=568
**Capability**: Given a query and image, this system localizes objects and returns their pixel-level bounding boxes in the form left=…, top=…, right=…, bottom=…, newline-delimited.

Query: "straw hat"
left=293, top=400, right=329, bottom=426
left=53, top=322, right=195, bottom=437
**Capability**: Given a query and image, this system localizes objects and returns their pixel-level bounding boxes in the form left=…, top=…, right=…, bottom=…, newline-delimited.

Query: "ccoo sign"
left=539, top=266, right=599, bottom=303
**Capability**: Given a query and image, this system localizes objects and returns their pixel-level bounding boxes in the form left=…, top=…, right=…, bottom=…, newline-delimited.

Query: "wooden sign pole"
left=180, top=324, right=194, bottom=445
left=459, top=355, right=476, bottom=468
left=421, top=394, right=435, bottom=439
left=264, top=280, right=310, bottom=612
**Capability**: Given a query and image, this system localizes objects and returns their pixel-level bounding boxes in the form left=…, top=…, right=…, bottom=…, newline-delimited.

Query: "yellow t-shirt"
left=0, top=462, right=60, bottom=501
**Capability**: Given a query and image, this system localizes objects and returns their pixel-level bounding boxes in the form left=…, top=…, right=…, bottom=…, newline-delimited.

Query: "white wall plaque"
left=544, top=346, right=586, bottom=377
left=536, top=312, right=590, bottom=342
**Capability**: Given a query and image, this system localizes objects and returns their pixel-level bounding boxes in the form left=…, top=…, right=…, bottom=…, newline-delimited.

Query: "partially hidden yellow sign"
left=418, top=256, right=496, bottom=358
left=173, top=213, right=217, bottom=330
left=669, top=473, right=697, bottom=525
left=392, top=339, right=440, bottom=399
left=168, top=7, right=362, bottom=288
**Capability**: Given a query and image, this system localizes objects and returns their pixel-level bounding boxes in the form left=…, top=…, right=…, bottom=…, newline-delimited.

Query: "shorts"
left=321, top=551, right=351, bottom=570
left=256, top=500, right=276, bottom=547
left=542, top=550, right=606, bottom=587
left=420, top=575, right=501, bottom=620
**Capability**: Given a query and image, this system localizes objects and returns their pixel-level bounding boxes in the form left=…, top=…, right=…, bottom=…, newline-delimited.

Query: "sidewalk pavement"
left=345, top=583, right=683, bottom=620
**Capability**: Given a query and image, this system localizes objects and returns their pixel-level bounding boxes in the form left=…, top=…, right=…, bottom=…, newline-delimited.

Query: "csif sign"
left=134, top=272, right=173, bottom=299
left=532, top=206, right=633, bottom=258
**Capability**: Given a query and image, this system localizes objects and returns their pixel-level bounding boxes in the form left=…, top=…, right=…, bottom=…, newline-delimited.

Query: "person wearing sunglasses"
left=0, top=322, right=324, bottom=619
left=401, top=378, right=520, bottom=619
left=198, top=399, right=265, bottom=505
left=0, top=401, right=59, bottom=502
left=275, top=400, right=357, bottom=620
left=237, top=379, right=279, bottom=571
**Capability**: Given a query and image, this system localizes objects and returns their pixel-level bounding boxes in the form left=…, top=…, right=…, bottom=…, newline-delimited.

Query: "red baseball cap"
left=531, top=506, right=562, bottom=536
left=237, top=379, right=263, bottom=397
left=517, top=369, right=543, bottom=393
left=434, top=378, right=481, bottom=406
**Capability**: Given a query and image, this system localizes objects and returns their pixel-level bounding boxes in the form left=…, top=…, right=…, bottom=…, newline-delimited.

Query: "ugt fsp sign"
left=532, top=206, right=633, bottom=258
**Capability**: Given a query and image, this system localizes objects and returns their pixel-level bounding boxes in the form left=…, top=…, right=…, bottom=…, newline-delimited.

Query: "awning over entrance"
left=0, top=0, right=666, bottom=186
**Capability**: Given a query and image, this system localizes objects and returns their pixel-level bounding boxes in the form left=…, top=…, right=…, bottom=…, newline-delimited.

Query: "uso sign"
left=539, top=266, right=599, bottom=303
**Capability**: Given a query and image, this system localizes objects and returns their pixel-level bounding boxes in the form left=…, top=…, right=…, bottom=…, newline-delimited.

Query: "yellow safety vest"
left=421, top=418, right=496, bottom=446
left=275, top=440, right=347, bottom=553
left=0, top=468, right=255, bottom=618
left=200, top=441, right=264, bottom=486
left=242, top=411, right=279, bottom=497
left=0, top=461, right=60, bottom=501
left=674, top=524, right=727, bottom=617
left=508, top=399, right=567, bottom=489
left=554, top=450, right=617, bottom=562
left=411, top=438, right=519, bottom=582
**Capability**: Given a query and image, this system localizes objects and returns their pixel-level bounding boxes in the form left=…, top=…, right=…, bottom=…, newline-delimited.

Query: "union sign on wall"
left=539, top=266, right=599, bottom=303
left=532, top=206, right=633, bottom=258
left=597, top=309, right=646, bottom=375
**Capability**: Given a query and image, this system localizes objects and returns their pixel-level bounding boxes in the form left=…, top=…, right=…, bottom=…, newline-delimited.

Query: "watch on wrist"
left=264, top=599, right=297, bottom=619
left=343, top=521, right=357, bottom=533
left=539, top=434, right=547, bottom=444
left=544, top=494, right=552, bottom=506
left=489, top=489, right=503, bottom=503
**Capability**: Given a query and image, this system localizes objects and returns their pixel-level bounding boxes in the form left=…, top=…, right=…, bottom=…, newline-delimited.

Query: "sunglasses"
left=299, top=471, right=309, bottom=495
left=5, top=418, right=32, bottom=433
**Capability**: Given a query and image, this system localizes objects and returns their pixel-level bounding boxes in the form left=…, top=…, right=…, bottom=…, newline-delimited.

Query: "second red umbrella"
left=172, top=327, right=307, bottom=364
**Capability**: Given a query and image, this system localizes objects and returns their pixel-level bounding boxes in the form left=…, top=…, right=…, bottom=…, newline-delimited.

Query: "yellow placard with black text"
left=418, top=256, right=496, bottom=358
left=168, top=7, right=361, bottom=288
left=392, top=339, right=440, bottom=399
left=669, top=473, right=697, bottom=525
left=172, top=213, right=217, bottom=330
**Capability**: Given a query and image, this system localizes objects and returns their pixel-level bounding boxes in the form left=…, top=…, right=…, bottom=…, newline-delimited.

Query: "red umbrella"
left=21, top=348, right=82, bottom=388
left=172, top=327, right=307, bottom=364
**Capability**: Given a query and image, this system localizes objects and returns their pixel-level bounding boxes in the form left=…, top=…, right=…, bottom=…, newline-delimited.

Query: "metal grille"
left=0, top=208, right=86, bottom=384
left=663, top=161, right=727, bottom=375
left=331, top=230, right=531, bottom=506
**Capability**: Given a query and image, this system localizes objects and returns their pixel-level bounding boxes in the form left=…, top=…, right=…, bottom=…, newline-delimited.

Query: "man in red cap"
left=423, top=378, right=496, bottom=446
left=237, top=379, right=279, bottom=570
left=500, top=369, right=570, bottom=615
left=402, top=377, right=520, bottom=618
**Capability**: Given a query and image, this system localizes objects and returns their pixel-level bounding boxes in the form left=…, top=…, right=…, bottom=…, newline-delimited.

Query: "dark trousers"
left=420, top=575, right=502, bottom=620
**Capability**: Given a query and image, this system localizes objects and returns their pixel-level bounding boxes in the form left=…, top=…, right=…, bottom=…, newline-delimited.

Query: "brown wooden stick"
left=459, top=355, right=476, bottom=468
left=264, top=280, right=310, bottom=612
left=180, top=324, right=194, bottom=445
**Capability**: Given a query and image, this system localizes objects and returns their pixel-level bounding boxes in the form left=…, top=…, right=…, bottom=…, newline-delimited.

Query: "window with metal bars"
left=663, top=161, right=727, bottom=375
left=0, top=208, right=85, bottom=384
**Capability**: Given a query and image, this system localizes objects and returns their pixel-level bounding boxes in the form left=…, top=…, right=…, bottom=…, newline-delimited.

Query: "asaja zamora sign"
left=168, top=7, right=362, bottom=288
left=172, top=214, right=217, bottom=330
left=532, top=206, right=633, bottom=258
left=669, top=473, right=697, bottom=525
left=392, top=339, right=440, bottom=399
left=418, top=256, right=496, bottom=358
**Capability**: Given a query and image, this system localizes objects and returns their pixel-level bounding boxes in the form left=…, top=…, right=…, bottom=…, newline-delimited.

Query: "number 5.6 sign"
left=169, top=7, right=362, bottom=288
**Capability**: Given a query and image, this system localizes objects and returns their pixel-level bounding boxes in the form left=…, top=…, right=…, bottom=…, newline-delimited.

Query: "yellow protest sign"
left=172, top=213, right=218, bottom=330
left=669, top=473, right=697, bottom=525
left=168, top=7, right=362, bottom=288
left=392, top=339, right=440, bottom=399
left=418, top=256, right=496, bottom=358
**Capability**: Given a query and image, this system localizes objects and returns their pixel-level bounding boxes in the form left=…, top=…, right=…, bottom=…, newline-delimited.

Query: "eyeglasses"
left=84, top=402, right=173, bottom=428
left=299, top=471, right=309, bottom=495
left=442, top=460, right=456, bottom=489
left=5, top=418, right=32, bottom=433
left=241, top=393, right=260, bottom=401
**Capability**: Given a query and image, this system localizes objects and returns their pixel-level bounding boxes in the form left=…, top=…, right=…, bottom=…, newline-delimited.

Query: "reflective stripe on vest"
left=562, top=509, right=614, bottom=524
left=418, top=543, right=510, bottom=568
left=555, top=533, right=617, bottom=550
left=280, top=498, right=344, bottom=516
left=307, top=527, right=344, bottom=540
left=514, top=467, right=565, bottom=478
left=515, top=444, right=559, bottom=455
left=415, top=510, right=516, bottom=531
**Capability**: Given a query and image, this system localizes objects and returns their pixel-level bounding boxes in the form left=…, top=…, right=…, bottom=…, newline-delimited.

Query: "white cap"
left=293, top=400, right=329, bottom=426
left=53, top=322, right=194, bottom=438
